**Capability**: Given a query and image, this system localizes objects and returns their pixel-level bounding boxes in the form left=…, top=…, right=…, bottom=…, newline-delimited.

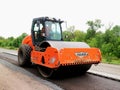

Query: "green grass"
left=0, top=46, right=17, bottom=50
left=102, top=57, right=120, bottom=65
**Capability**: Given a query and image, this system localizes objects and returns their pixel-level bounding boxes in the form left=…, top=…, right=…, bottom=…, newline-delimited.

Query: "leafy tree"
left=87, top=19, right=103, bottom=31
left=87, top=38, right=97, bottom=47
left=6, top=37, right=14, bottom=47
left=63, top=26, right=75, bottom=41
left=13, top=33, right=28, bottom=47
left=85, top=19, right=103, bottom=40
left=101, top=43, right=114, bottom=56
left=103, top=29, right=112, bottom=44
left=114, top=37, right=120, bottom=58
left=101, top=25, right=120, bottom=58
left=73, top=30, right=86, bottom=41
left=0, top=36, right=5, bottom=47
left=111, top=25, right=120, bottom=58
left=95, top=31, right=104, bottom=48
left=63, top=30, right=73, bottom=41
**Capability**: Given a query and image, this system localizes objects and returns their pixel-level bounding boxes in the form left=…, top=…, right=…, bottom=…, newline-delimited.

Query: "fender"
left=22, top=35, right=34, bottom=48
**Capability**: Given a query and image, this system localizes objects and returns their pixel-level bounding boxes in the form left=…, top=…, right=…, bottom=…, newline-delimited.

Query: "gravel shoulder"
left=0, top=59, right=62, bottom=90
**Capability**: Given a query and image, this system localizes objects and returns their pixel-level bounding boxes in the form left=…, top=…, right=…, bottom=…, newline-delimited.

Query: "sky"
left=0, top=0, right=120, bottom=38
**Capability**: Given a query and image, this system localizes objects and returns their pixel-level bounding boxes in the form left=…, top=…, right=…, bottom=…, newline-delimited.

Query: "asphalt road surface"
left=0, top=52, right=120, bottom=90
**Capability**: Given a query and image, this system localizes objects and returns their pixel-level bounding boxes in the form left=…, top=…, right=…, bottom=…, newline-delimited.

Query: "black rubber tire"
left=79, top=64, right=92, bottom=74
left=18, top=44, right=32, bottom=67
left=37, top=65, right=54, bottom=78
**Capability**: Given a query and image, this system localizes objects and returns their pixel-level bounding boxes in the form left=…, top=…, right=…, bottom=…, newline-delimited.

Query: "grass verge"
left=102, top=58, right=120, bottom=65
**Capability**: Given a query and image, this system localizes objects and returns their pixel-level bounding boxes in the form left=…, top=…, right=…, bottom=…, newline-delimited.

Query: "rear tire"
left=37, top=65, right=54, bottom=78
left=18, top=44, right=32, bottom=67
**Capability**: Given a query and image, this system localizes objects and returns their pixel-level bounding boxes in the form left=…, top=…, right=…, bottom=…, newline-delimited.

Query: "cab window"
left=45, top=21, right=62, bottom=40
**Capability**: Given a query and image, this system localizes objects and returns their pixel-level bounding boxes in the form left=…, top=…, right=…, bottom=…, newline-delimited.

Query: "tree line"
left=0, top=33, right=28, bottom=49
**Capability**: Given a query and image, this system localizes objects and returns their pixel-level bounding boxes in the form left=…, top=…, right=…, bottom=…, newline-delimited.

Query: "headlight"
left=49, top=57, right=56, bottom=64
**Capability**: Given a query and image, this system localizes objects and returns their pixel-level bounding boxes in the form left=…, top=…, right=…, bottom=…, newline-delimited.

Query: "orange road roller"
left=18, top=17, right=102, bottom=78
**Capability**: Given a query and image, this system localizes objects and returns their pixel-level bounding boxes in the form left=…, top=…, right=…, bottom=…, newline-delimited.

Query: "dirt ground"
left=0, top=59, right=62, bottom=90
left=0, top=63, right=52, bottom=90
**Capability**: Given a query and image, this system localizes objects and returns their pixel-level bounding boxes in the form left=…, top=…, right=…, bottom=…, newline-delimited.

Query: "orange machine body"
left=22, top=35, right=102, bottom=69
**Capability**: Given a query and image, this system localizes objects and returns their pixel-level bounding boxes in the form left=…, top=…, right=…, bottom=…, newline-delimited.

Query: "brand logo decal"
left=75, top=52, right=88, bottom=57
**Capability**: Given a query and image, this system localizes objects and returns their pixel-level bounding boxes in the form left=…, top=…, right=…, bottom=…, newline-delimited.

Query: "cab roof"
left=33, top=17, right=63, bottom=23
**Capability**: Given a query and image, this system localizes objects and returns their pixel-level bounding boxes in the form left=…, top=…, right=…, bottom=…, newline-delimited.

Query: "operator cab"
left=31, top=17, right=64, bottom=46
